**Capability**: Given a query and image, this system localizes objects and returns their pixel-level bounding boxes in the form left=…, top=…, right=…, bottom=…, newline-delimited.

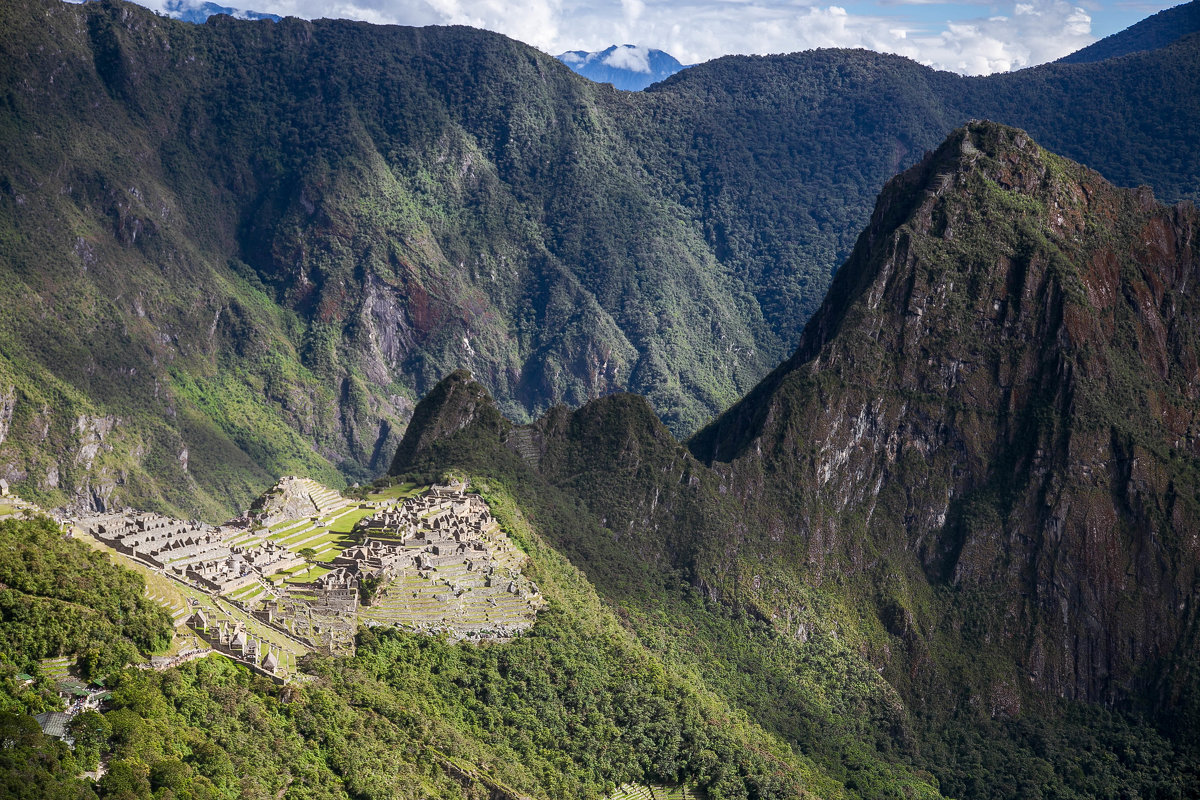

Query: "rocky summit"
left=690, top=120, right=1200, bottom=710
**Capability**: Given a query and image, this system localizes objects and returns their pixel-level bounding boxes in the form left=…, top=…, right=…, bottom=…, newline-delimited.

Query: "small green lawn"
left=279, top=527, right=325, bottom=546
left=270, top=562, right=311, bottom=577
left=311, top=542, right=344, bottom=559
left=269, top=518, right=310, bottom=534
left=365, top=482, right=422, bottom=501
left=286, top=565, right=330, bottom=584
left=327, top=507, right=374, bottom=533
left=290, top=531, right=349, bottom=551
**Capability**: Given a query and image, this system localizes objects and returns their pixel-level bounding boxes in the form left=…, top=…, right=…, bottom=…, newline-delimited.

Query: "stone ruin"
left=255, top=594, right=356, bottom=656
left=82, top=480, right=544, bottom=677
left=250, top=476, right=350, bottom=527
left=335, top=540, right=413, bottom=577
left=78, top=509, right=304, bottom=594
left=188, top=610, right=285, bottom=679
left=346, top=484, right=545, bottom=640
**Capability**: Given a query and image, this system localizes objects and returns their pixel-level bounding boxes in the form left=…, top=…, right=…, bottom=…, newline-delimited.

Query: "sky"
left=137, top=0, right=1185, bottom=75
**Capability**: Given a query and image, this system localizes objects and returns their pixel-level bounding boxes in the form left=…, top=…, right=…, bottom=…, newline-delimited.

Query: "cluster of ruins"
left=188, top=609, right=283, bottom=678
left=347, top=483, right=544, bottom=639
left=67, top=479, right=545, bottom=679
left=256, top=592, right=357, bottom=655
left=350, top=486, right=526, bottom=587
left=76, top=510, right=304, bottom=594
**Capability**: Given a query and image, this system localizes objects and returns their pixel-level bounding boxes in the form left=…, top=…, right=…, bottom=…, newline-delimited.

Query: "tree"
left=149, top=758, right=192, bottom=793
left=68, top=711, right=111, bottom=770
left=98, top=759, right=151, bottom=799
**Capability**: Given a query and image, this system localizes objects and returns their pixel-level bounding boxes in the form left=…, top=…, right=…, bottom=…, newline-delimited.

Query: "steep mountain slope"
left=0, top=0, right=772, bottom=516
left=0, top=509, right=881, bottom=800
left=556, top=46, right=686, bottom=90
left=3, top=0, right=1200, bottom=517
left=691, top=120, right=1200, bottom=710
left=392, top=124, right=1200, bottom=798
left=1059, top=0, right=1200, bottom=63
left=386, top=375, right=955, bottom=799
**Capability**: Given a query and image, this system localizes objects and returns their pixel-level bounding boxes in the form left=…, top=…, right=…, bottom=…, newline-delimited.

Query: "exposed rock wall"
left=692, top=122, right=1200, bottom=706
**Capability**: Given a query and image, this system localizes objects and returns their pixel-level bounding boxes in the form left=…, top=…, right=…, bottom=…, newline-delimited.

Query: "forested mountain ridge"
left=3, top=0, right=1200, bottom=519
left=392, top=124, right=1200, bottom=798
left=1058, top=0, right=1200, bottom=64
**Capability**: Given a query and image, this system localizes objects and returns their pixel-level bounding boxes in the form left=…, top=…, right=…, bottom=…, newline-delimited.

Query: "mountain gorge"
left=2, top=0, right=1200, bottom=524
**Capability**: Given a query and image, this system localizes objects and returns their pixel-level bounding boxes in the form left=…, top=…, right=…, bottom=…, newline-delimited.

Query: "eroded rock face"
left=391, top=124, right=1200, bottom=719
left=0, top=386, right=14, bottom=447
left=692, top=122, right=1200, bottom=706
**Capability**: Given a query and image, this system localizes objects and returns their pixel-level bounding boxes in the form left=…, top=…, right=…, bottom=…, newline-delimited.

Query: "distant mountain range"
left=555, top=45, right=687, bottom=90
left=162, top=0, right=279, bottom=23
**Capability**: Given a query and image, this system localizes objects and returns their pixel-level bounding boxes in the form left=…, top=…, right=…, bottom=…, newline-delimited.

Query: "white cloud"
left=621, top=0, right=645, bottom=26
left=912, top=0, right=1095, bottom=72
left=124, top=0, right=1099, bottom=75
left=602, top=44, right=652, bottom=72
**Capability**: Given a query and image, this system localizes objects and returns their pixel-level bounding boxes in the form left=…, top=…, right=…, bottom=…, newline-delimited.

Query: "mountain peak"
left=162, top=0, right=281, bottom=23
left=688, top=120, right=1067, bottom=465
left=388, top=370, right=508, bottom=474
left=555, top=45, right=686, bottom=90
left=687, top=123, right=1200, bottom=702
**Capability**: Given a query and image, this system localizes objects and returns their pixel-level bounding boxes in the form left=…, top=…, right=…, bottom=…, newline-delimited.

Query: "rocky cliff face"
left=387, top=126, right=1200, bottom=796
left=692, top=121, right=1200, bottom=706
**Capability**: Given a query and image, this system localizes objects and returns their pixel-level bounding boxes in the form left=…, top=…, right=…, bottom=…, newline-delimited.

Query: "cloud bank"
left=142, top=0, right=1104, bottom=75
left=603, top=44, right=652, bottom=73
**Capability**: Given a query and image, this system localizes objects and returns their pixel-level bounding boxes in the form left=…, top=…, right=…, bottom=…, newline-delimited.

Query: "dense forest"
left=1, top=0, right=1199, bottom=517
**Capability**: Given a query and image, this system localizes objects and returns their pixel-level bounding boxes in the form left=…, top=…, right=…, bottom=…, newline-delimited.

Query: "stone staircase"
left=145, top=589, right=190, bottom=626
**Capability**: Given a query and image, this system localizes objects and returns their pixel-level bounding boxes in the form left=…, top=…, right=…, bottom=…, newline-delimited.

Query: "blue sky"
left=139, top=0, right=1184, bottom=74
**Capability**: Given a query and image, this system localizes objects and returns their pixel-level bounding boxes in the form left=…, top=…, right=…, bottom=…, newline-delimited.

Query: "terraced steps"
left=146, top=592, right=193, bottom=628
left=39, top=657, right=73, bottom=680
left=505, top=427, right=540, bottom=466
